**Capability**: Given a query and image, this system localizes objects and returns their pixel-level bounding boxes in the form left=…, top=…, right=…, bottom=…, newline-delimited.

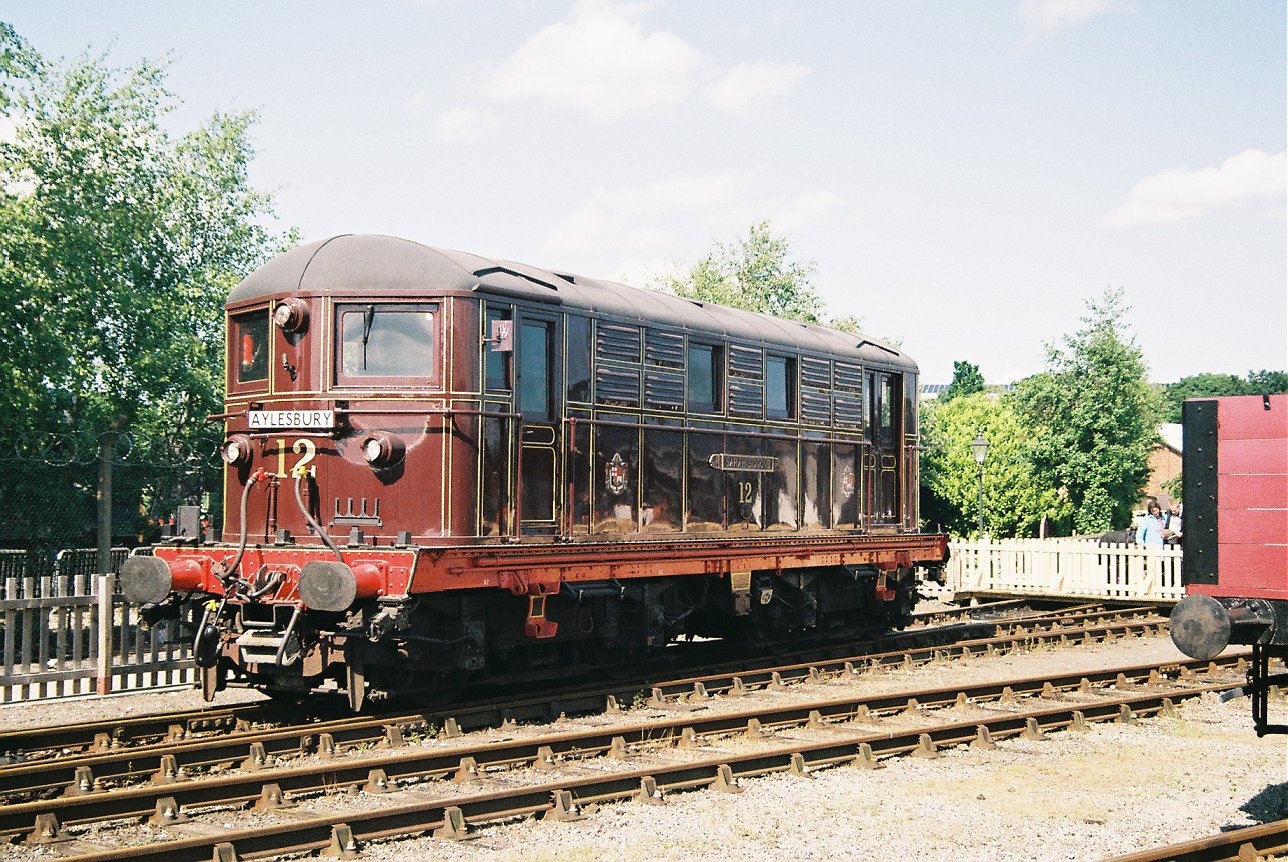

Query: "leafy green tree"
left=941, top=360, right=985, bottom=402
left=662, top=221, right=826, bottom=323
left=1162, top=370, right=1288, bottom=422
left=1014, top=288, right=1162, bottom=535
left=920, top=392, right=1066, bottom=537
left=0, top=28, right=289, bottom=548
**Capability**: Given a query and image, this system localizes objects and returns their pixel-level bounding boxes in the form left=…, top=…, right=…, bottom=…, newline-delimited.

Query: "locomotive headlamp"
left=360, top=431, right=405, bottom=469
left=273, top=297, right=309, bottom=333
left=220, top=433, right=253, bottom=467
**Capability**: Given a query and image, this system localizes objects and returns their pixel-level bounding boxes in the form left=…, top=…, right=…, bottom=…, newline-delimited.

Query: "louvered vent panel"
left=834, top=362, right=863, bottom=393
left=645, top=331, right=685, bottom=368
left=729, top=345, right=763, bottom=380
left=834, top=394, right=863, bottom=427
left=801, top=357, right=831, bottom=389
left=729, top=382, right=764, bottom=417
left=595, top=367, right=641, bottom=407
left=596, top=324, right=642, bottom=363
left=644, top=372, right=685, bottom=411
left=801, top=390, right=831, bottom=425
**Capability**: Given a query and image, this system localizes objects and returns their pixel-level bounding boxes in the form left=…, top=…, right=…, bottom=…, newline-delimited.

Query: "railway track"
left=5, top=652, right=1244, bottom=860
left=0, top=606, right=1166, bottom=803
left=0, top=600, right=1151, bottom=764
left=1103, top=818, right=1288, bottom=862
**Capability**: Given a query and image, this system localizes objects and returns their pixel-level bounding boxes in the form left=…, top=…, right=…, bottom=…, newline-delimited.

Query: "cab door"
left=516, top=314, right=560, bottom=534
left=868, top=371, right=902, bottom=524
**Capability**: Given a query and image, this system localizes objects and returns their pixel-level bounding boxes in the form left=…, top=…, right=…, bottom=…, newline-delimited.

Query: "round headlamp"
left=273, top=297, right=309, bottom=333
left=360, top=431, right=405, bottom=469
left=220, top=433, right=253, bottom=467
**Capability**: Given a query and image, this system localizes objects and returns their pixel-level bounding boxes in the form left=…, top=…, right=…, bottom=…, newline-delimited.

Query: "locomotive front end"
left=123, top=237, right=476, bottom=707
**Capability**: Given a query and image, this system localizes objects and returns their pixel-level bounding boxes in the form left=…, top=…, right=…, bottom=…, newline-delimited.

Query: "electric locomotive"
left=1169, top=394, right=1288, bottom=735
left=121, top=235, right=949, bottom=708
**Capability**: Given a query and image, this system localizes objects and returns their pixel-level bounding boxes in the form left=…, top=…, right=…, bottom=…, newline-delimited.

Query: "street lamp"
left=971, top=432, right=989, bottom=538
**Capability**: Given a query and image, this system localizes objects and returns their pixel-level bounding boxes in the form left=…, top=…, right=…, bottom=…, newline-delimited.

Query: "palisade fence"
left=0, top=548, right=197, bottom=703
left=933, top=537, right=1184, bottom=602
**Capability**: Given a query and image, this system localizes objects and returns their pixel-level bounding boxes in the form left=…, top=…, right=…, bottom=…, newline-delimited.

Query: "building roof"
left=228, top=234, right=916, bottom=370
left=1158, top=423, right=1183, bottom=454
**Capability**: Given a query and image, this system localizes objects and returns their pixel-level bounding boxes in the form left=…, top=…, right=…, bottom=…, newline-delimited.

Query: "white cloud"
left=404, top=91, right=429, bottom=114
left=478, top=0, right=808, bottom=120
left=544, top=171, right=748, bottom=258
left=432, top=106, right=501, bottom=143
left=775, top=190, right=844, bottom=234
left=703, top=62, right=811, bottom=118
left=1106, top=149, right=1287, bottom=227
left=542, top=171, right=841, bottom=281
left=1020, top=0, right=1111, bottom=34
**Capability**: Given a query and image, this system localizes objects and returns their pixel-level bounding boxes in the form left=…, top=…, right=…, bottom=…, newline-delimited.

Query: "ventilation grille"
left=729, top=345, right=764, bottom=380
left=596, top=324, right=641, bottom=364
left=645, top=331, right=685, bottom=369
left=644, top=372, right=685, bottom=411
left=595, top=366, right=641, bottom=407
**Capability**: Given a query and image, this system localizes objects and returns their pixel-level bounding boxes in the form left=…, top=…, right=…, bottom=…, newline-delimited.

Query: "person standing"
left=1136, top=499, right=1166, bottom=547
left=1163, top=500, right=1183, bottom=545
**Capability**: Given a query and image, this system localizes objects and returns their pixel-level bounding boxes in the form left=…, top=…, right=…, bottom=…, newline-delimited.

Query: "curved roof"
left=228, top=234, right=915, bottom=371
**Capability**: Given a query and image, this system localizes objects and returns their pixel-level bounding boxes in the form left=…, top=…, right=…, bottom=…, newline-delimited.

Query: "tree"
left=1014, top=288, right=1161, bottom=535
left=941, top=360, right=985, bottom=402
left=661, top=221, right=826, bottom=324
left=1161, top=370, right=1288, bottom=422
left=920, top=393, right=1066, bottom=537
left=0, top=28, right=289, bottom=547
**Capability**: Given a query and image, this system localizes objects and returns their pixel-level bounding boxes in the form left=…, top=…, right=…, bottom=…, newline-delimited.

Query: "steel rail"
left=1100, top=818, right=1288, bottom=862
left=27, top=677, right=1239, bottom=862
left=0, top=653, right=1244, bottom=842
left=0, top=611, right=1166, bottom=800
left=0, top=601, right=1126, bottom=761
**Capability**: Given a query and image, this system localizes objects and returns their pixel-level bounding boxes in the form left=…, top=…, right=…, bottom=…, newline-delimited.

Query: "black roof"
left=228, top=234, right=916, bottom=371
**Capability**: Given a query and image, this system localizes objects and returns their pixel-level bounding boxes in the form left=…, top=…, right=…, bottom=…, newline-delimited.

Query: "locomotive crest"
left=840, top=464, right=856, bottom=498
left=605, top=453, right=630, bottom=496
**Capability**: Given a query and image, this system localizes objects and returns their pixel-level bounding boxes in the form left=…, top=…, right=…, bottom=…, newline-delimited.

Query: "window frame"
left=686, top=341, right=723, bottom=415
left=228, top=307, right=271, bottom=395
left=333, top=300, right=442, bottom=390
left=765, top=353, right=796, bottom=420
left=484, top=305, right=513, bottom=393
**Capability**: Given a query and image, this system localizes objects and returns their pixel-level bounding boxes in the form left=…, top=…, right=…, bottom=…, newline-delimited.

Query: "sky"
left=4, top=0, right=1285, bottom=385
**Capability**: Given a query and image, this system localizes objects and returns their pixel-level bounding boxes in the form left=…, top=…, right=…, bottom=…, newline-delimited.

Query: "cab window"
left=337, top=303, right=437, bottom=382
left=234, top=310, right=269, bottom=384
left=766, top=355, right=795, bottom=419
left=687, top=343, right=721, bottom=413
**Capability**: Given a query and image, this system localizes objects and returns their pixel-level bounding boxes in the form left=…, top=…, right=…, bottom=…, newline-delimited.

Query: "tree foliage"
left=1014, top=288, right=1161, bottom=535
left=920, top=393, right=1066, bottom=538
left=662, top=221, right=827, bottom=324
left=941, top=360, right=985, bottom=402
left=0, top=28, right=289, bottom=547
left=1161, top=370, right=1288, bottom=423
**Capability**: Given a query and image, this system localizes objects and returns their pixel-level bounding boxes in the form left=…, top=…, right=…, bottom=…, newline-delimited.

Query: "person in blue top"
left=1136, top=499, right=1166, bottom=547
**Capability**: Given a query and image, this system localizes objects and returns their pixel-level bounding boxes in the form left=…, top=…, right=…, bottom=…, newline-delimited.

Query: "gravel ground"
left=2, top=624, right=1286, bottom=861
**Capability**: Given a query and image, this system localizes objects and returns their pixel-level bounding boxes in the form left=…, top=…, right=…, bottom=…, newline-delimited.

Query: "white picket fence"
left=935, top=538, right=1184, bottom=602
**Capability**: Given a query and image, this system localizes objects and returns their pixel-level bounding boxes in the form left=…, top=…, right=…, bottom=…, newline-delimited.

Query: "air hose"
left=294, top=473, right=345, bottom=563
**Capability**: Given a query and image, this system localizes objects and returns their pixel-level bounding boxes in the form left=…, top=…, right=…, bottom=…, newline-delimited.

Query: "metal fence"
left=937, top=537, right=1184, bottom=602
left=0, top=548, right=196, bottom=703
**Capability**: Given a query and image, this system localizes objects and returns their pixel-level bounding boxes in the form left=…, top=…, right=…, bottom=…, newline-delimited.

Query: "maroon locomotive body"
left=1170, top=394, right=1288, bottom=734
left=121, top=235, right=948, bottom=707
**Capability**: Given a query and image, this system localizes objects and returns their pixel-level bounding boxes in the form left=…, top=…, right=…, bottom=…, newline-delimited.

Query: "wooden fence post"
left=96, top=573, right=113, bottom=696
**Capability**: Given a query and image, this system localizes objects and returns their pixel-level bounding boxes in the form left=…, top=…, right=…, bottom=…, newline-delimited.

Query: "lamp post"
left=971, top=431, right=989, bottom=538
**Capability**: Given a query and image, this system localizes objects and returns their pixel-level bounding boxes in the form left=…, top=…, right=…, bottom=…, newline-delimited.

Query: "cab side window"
left=766, top=355, right=795, bottom=419
left=687, top=343, right=722, bottom=413
left=234, top=310, right=270, bottom=384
